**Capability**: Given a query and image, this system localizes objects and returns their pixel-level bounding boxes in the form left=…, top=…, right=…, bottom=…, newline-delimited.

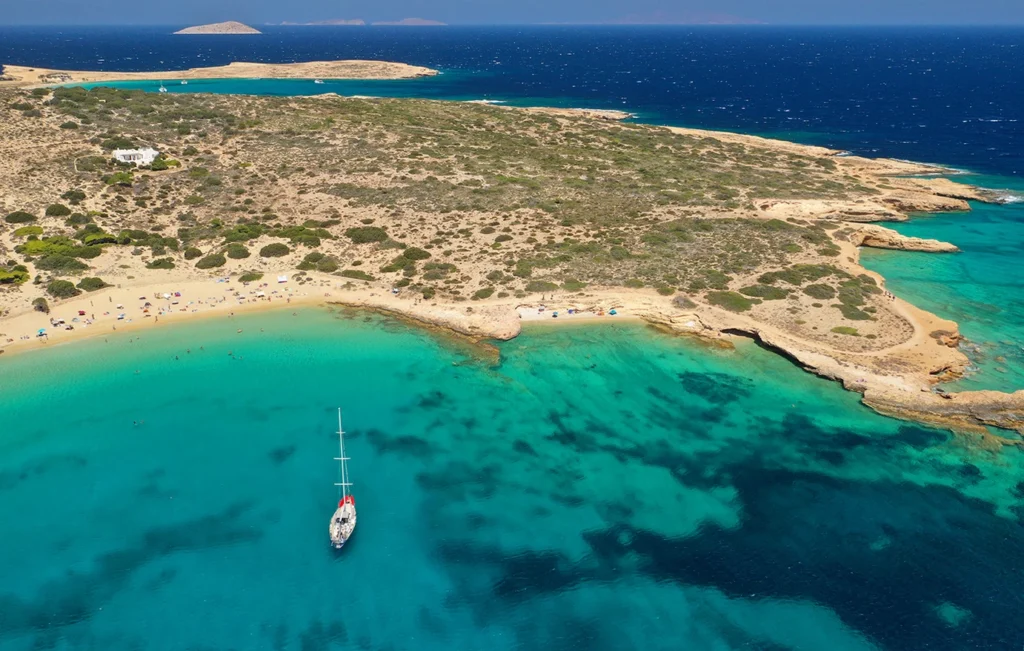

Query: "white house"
left=112, top=147, right=160, bottom=166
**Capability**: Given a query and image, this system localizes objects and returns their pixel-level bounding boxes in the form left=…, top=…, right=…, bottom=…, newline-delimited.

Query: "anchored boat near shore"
left=330, top=408, right=356, bottom=549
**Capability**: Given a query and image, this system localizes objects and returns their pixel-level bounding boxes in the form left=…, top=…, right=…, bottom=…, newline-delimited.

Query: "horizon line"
left=2, top=22, right=1024, bottom=27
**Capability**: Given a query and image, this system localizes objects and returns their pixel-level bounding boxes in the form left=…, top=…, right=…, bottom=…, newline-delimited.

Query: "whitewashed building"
left=112, top=147, right=160, bottom=166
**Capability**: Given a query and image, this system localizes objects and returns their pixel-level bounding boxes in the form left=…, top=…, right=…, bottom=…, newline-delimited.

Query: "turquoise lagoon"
left=2, top=308, right=1024, bottom=650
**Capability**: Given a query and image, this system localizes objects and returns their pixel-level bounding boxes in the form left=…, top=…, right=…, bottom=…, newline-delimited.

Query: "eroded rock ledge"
left=844, top=224, right=959, bottom=253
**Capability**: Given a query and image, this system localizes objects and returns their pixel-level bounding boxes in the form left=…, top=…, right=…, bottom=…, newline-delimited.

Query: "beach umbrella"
left=37, top=328, right=46, bottom=334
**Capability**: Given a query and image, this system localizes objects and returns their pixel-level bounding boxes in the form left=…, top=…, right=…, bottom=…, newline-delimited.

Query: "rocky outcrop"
left=755, top=199, right=907, bottom=222
left=329, top=299, right=521, bottom=342
left=864, top=389, right=1024, bottom=443
left=847, top=224, right=959, bottom=253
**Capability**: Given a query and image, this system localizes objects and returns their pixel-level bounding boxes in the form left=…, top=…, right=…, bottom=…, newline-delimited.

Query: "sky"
left=2, top=0, right=1024, bottom=26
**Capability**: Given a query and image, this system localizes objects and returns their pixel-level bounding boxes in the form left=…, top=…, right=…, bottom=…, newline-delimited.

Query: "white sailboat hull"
left=330, top=500, right=357, bottom=549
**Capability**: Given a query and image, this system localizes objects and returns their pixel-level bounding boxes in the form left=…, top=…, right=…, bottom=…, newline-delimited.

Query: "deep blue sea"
left=2, top=27, right=1024, bottom=650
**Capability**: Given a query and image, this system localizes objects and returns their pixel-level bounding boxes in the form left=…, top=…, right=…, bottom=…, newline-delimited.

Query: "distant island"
left=276, top=17, right=446, bottom=26
left=371, top=18, right=446, bottom=26
left=0, top=60, right=438, bottom=87
left=173, top=21, right=262, bottom=35
left=281, top=19, right=366, bottom=26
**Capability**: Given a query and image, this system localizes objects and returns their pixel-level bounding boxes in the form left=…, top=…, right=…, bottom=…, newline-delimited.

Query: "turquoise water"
left=2, top=308, right=1024, bottom=650
left=861, top=176, right=1024, bottom=392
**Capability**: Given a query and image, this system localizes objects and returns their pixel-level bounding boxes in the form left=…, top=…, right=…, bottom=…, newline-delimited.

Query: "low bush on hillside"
left=344, top=226, right=388, bottom=244
left=195, top=253, right=226, bottom=269
left=4, top=211, right=35, bottom=224
left=146, top=258, right=175, bottom=270
left=45, top=204, right=72, bottom=217
left=47, top=279, right=81, bottom=298
left=76, top=277, right=109, bottom=291
left=259, top=243, right=290, bottom=258
left=706, top=291, right=757, bottom=312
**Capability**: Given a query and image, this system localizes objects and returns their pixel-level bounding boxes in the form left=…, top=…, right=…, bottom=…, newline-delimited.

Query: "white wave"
left=465, top=99, right=506, bottom=105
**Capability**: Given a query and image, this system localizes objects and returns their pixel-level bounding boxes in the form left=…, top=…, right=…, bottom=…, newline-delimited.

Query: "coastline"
left=0, top=60, right=439, bottom=87
left=0, top=80, right=1020, bottom=440
left=3, top=260, right=1022, bottom=442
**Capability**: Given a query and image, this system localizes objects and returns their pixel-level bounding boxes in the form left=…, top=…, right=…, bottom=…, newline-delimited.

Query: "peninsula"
left=0, top=83, right=1020, bottom=439
left=173, top=21, right=262, bottom=35
left=0, top=60, right=439, bottom=87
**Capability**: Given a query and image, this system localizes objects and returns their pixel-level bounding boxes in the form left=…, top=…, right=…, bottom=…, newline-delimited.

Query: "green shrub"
left=340, top=269, right=375, bottom=281
left=45, top=204, right=72, bottom=217
left=4, top=211, right=36, bottom=224
left=402, top=247, right=431, bottom=261
left=344, top=226, right=388, bottom=244
left=183, top=247, right=203, bottom=260
left=100, top=136, right=135, bottom=150
left=82, top=231, right=116, bottom=246
left=317, top=258, right=339, bottom=273
left=47, top=279, right=81, bottom=298
left=562, top=278, right=587, bottom=291
left=226, top=243, right=251, bottom=259
left=525, top=280, right=559, bottom=292
left=222, top=223, right=266, bottom=243
left=706, top=291, right=757, bottom=312
left=13, top=226, right=43, bottom=237
left=624, top=278, right=644, bottom=288
left=146, top=258, right=176, bottom=270
left=239, top=272, right=263, bottom=282
left=472, top=287, right=495, bottom=300
left=195, top=253, right=226, bottom=269
left=150, top=157, right=179, bottom=171
left=0, top=266, right=29, bottom=284
left=65, top=213, right=92, bottom=226
left=831, top=326, right=860, bottom=336
left=259, top=243, right=290, bottom=258
left=837, top=304, right=872, bottom=321
left=61, top=189, right=86, bottom=205
left=292, top=234, right=321, bottom=248
left=60, top=121, right=79, bottom=130
left=35, top=255, right=89, bottom=274
left=76, top=277, right=109, bottom=292
left=103, top=171, right=133, bottom=187
left=32, top=297, right=50, bottom=313
left=296, top=251, right=325, bottom=269
left=739, top=284, right=789, bottom=300
left=803, top=284, right=836, bottom=300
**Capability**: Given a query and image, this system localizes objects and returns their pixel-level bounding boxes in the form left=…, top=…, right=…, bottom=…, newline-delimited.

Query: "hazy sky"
left=3, top=0, right=1024, bottom=25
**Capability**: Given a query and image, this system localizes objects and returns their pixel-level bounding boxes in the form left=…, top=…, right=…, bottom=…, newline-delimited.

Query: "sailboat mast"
left=333, top=408, right=353, bottom=499
left=338, top=408, right=347, bottom=500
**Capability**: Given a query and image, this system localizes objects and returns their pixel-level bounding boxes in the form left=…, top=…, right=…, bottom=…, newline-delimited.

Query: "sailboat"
left=329, top=409, right=357, bottom=549
left=158, top=83, right=168, bottom=93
